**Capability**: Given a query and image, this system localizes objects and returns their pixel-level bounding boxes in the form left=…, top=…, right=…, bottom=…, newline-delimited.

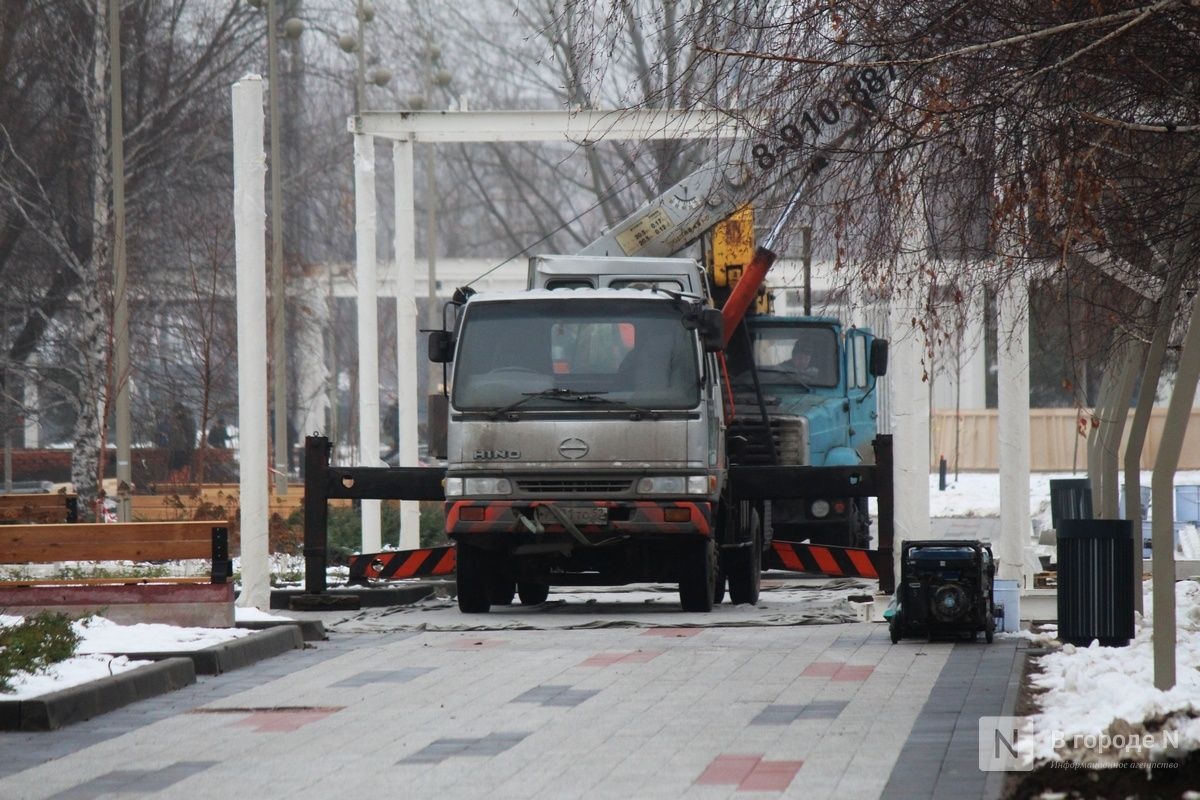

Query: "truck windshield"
left=452, top=299, right=701, bottom=412
left=746, top=325, right=839, bottom=388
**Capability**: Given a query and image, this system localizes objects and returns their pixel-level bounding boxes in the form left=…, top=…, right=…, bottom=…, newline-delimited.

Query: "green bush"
left=0, top=613, right=81, bottom=693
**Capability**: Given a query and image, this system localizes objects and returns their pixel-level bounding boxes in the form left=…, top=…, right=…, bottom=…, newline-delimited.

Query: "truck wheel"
left=728, top=512, right=762, bottom=605
left=517, top=581, right=550, bottom=605
left=679, top=538, right=716, bottom=612
left=490, top=576, right=516, bottom=605
left=455, top=543, right=491, bottom=613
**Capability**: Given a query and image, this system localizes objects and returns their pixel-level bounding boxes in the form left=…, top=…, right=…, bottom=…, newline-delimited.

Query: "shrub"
left=0, top=613, right=81, bottom=693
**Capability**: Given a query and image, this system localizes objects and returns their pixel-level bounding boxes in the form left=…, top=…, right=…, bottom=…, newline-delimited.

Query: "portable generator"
left=889, top=539, right=996, bottom=643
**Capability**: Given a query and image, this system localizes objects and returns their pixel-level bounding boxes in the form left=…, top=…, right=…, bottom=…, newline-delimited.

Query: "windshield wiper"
left=568, top=394, right=659, bottom=420
left=490, top=389, right=658, bottom=420
left=489, top=388, right=591, bottom=418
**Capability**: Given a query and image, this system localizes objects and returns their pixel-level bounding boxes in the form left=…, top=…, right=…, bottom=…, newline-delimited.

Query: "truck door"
left=845, top=329, right=877, bottom=454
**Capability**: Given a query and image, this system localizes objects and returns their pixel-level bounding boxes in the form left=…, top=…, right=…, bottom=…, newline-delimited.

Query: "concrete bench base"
left=1, top=582, right=234, bottom=627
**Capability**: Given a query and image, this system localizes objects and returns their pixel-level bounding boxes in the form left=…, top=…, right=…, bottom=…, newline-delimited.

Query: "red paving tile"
left=832, top=665, right=875, bottom=681
left=740, top=759, right=804, bottom=791
left=642, top=627, right=702, bottom=638
left=696, top=755, right=803, bottom=791
left=695, top=754, right=761, bottom=785
left=579, top=650, right=664, bottom=667
left=233, top=708, right=340, bottom=733
left=800, top=661, right=843, bottom=677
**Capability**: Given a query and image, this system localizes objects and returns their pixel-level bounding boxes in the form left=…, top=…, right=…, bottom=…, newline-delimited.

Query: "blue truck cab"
left=726, top=314, right=887, bottom=548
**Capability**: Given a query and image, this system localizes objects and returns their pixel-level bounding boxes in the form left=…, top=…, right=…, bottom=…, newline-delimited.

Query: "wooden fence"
left=930, top=408, right=1200, bottom=472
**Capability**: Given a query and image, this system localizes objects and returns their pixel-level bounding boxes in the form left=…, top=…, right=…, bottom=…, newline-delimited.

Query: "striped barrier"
left=348, top=546, right=456, bottom=583
left=765, top=540, right=889, bottom=580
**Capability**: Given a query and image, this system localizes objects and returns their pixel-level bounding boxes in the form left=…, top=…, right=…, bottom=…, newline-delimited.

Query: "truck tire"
left=490, top=577, right=516, bottom=605
left=728, top=512, right=762, bottom=605
left=517, top=581, right=550, bottom=605
left=455, top=543, right=491, bottom=613
left=679, top=537, right=716, bottom=612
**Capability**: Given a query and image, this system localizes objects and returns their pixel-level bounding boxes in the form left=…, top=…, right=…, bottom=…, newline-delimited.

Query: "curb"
left=118, top=625, right=305, bottom=675
left=270, top=582, right=442, bottom=609
left=237, top=618, right=326, bottom=641
left=0, top=657, right=195, bottom=732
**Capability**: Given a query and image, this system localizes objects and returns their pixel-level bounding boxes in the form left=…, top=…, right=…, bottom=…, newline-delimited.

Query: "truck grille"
left=729, top=415, right=808, bottom=465
left=515, top=479, right=634, bottom=495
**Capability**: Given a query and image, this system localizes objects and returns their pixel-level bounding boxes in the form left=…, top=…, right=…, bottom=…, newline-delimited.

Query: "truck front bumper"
left=446, top=499, right=713, bottom=538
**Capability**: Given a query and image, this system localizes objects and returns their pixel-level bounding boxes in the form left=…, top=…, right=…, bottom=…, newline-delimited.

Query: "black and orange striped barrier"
left=348, top=546, right=456, bottom=583
left=765, top=540, right=889, bottom=580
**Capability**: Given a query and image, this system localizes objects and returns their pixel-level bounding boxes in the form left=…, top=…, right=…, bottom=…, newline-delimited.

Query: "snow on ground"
left=0, top=611, right=279, bottom=701
left=1019, top=581, right=1200, bottom=766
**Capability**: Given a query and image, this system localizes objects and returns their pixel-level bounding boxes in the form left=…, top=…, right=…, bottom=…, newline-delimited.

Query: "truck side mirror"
left=700, top=308, right=725, bottom=352
left=428, top=330, right=455, bottom=363
left=869, top=339, right=889, bottom=377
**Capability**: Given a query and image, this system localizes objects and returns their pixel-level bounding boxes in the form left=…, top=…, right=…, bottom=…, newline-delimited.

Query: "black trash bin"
left=1050, top=478, right=1093, bottom=529
left=1056, top=519, right=1134, bottom=647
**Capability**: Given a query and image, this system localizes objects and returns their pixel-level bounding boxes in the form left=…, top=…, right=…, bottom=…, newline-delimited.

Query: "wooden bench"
left=0, top=492, right=78, bottom=524
left=0, top=521, right=234, bottom=626
left=130, top=484, right=343, bottom=522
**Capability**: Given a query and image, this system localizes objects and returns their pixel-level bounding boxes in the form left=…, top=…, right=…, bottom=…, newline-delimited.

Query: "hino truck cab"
left=429, top=285, right=732, bottom=613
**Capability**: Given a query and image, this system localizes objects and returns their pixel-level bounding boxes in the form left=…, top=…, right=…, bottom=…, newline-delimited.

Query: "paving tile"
left=642, top=627, right=703, bottom=638
left=695, top=754, right=761, bottom=785
left=397, top=732, right=530, bottom=765
left=230, top=706, right=342, bottom=733
left=579, top=650, right=664, bottom=667
left=329, top=667, right=436, bottom=687
left=47, top=761, right=216, bottom=800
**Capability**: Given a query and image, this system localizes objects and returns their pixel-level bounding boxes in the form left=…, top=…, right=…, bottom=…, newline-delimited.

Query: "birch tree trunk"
left=71, top=1, right=114, bottom=521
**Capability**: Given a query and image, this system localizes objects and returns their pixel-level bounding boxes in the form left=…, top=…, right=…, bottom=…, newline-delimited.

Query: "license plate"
left=535, top=506, right=608, bottom=526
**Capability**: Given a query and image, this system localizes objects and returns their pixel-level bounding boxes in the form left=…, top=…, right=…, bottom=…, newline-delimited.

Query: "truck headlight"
left=637, top=476, right=709, bottom=496
left=444, top=477, right=512, bottom=497
left=810, top=499, right=831, bottom=518
left=464, top=477, right=512, bottom=496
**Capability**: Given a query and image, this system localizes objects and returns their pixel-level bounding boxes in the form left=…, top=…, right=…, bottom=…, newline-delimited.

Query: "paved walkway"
left=0, top=605, right=1023, bottom=800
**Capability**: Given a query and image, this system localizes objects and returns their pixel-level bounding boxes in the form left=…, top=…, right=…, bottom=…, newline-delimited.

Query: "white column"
left=932, top=288, right=987, bottom=411
left=888, top=289, right=931, bottom=565
left=996, top=276, right=1031, bottom=584
left=958, top=290, right=987, bottom=409
left=394, top=139, right=421, bottom=550
left=354, top=133, right=382, bottom=552
left=232, top=76, right=270, bottom=610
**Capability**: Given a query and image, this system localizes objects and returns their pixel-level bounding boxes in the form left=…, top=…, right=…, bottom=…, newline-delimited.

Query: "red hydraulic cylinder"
left=721, top=245, right=778, bottom=345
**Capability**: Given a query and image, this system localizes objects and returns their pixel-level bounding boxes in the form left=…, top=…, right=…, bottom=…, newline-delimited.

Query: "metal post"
left=801, top=226, right=812, bottom=316
left=109, top=0, right=131, bottom=521
left=268, top=0, right=289, bottom=496
left=303, top=435, right=330, bottom=595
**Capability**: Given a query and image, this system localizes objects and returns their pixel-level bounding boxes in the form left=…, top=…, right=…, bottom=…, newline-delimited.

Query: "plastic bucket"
left=993, top=579, right=1020, bottom=633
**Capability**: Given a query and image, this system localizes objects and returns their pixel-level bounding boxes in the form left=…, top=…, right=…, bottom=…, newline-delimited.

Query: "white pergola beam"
left=351, top=109, right=763, bottom=144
